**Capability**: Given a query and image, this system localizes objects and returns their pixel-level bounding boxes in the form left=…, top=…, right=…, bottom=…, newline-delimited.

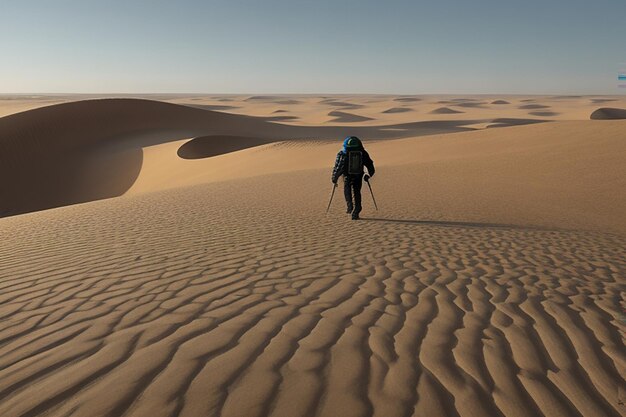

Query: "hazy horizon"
left=2, top=0, right=625, bottom=95
left=3, top=92, right=626, bottom=97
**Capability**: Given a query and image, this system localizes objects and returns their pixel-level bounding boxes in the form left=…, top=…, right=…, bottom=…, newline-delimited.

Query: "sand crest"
left=382, top=107, right=412, bottom=113
left=430, top=107, right=464, bottom=114
left=590, top=107, right=626, bottom=120
left=327, top=111, right=374, bottom=123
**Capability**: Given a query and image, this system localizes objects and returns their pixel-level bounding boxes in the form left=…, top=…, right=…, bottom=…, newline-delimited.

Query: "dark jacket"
left=332, top=148, right=375, bottom=183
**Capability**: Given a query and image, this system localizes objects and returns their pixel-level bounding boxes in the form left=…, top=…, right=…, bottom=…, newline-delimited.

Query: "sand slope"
left=0, top=95, right=625, bottom=417
left=590, top=108, right=626, bottom=120
left=0, top=173, right=624, bottom=417
left=123, top=120, right=626, bottom=235
left=0, top=99, right=278, bottom=217
left=0, top=98, right=509, bottom=217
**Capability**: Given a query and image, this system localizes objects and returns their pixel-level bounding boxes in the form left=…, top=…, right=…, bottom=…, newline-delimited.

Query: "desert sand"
left=1, top=94, right=625, bottom=417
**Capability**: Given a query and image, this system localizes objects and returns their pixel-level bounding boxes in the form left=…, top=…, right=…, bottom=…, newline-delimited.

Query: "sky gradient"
left=1, top=0, right=625, bottom=94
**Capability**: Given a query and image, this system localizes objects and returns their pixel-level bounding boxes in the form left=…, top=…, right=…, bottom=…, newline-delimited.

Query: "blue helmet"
left=343, top=136, right=362, bottom=151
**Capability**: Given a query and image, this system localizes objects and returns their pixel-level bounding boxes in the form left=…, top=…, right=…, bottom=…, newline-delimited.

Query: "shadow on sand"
left=361, top=217, right=556, bottom=232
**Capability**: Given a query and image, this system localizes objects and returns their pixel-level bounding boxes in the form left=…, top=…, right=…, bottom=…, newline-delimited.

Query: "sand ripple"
left=1, top=177, right=624, bottom=417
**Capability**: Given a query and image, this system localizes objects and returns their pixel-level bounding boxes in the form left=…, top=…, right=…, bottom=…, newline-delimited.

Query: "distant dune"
left=184, top=104, right=239, bottom=111
left=245, top=95, right=283, bottom=101
left=528, top=111, right=560, bottom=117
left=491, top=100, right=510, bottom=104
left=394, top=96, right=422, bottom=102
left=327, top=110, right=373, bottom=123
left=319, top=99, right=364, bottom=109
left=382, top=107, right=412, bottom=113
left=519, top=104, right=551, bottom=110
left=453, top=102, right=487, bottom=108
left=551, top=95, right=583, bottom=99
left=430, top=107, right=463, bottom=114
left=590, top=107, right=626, bottom=120
left=242, top=96, right=302, bottom=105
left=590, top=98, right=617, bottom=104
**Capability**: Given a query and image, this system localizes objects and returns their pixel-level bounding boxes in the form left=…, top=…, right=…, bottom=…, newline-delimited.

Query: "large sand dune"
left=0, top=97, right=526, bottom=217
left=590, top=107, right=626, bottom=120
left=0, top=99, right=278, bottom=217
left=0, top=95, right=625, bottom=417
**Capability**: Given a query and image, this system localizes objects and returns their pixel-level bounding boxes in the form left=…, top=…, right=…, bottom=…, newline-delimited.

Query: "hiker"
left=331, top=136, right=375, bottom=220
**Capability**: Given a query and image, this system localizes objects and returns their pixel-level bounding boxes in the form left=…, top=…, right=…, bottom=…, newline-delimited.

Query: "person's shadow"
left=361, top=217, right=554, bottom=232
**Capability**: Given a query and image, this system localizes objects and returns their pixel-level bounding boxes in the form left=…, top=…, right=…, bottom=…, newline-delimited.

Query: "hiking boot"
left=346, top=206, right=353, bottom=214
left=351, top=213, right=360, bottom=220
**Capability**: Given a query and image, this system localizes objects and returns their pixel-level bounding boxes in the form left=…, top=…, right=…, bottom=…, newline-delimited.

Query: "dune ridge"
left=382, top=107, right=412, bottom=114
left=0, top=99, right=275, bottom=217
left=519, top=104, right=551, bottom=110
left=590, top=108, right=626, bottom=120
left=430, top=107, right=464, bottom=114
left=177, top=136, right=275, bottom=159
left=327, top=111, right=374, bottom=123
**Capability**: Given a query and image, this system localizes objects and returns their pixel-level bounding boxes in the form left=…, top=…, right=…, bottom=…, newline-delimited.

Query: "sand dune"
left=382, top=107, right=412, bottom=113
left=3, top=97, right=623, bottom=219
left=265, top=115, right=300, bottom=122
left=590, top=107, right=626, bottom=120
left=6, top=94, right=626, bottom=125
left=590, top=98, right=618, bottom=104
left=0, top=167, right=624, bottom=417
left=126, top=119, right=626, bottom=233
left=528, top=111, right=560, bottom=117
left=244, top=97, right=302, bottom=105
left=1, top=95, right=625, bottom=417
left=519, top=104, right=551, bottom=110
left=245, top=95, right=284, bottom=101
left=551, top=95, right=583, bottom=99
left=327, top=110, right=374, bottom=123
left=185, top=104, right=240, bottom=111
left=0, top=98, right=495, bottom=216
left=486, top=117, right=546, bottom=128
left=274, top=100, right=302, bottom=105
left=453, top=102, right=487, bottom=108
left=431, top=107, right=464, bottom=114
left=320, top=100, right=364, bottom=109
left=491, top=100, right=510, bottom=104
left=0, top=99, right=285, bottom=217
left=177, top=136, right=275, bottom=159
left=394, top=96, right=422, bottom=102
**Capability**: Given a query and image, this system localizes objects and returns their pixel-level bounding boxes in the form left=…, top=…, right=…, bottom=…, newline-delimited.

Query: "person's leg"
left=343, top=176, right=353, bottom=213
left=352, top=176, right=363, bottom=219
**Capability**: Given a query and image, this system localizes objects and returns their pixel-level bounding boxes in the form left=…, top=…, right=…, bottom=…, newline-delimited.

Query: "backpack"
left=347, top=150, right=363, bottom=175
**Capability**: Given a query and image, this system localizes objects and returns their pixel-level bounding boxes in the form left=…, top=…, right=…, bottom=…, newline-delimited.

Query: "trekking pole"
left=365, top=177, right=378, bottom=210
left=326, top=183, right=338, bottom=213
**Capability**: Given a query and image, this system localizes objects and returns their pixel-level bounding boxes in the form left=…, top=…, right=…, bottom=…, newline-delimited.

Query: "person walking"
left=331, top=136, right=375, bottom=220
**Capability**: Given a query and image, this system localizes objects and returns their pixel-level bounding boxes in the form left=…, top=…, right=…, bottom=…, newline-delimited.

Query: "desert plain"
left=0, top=94, right=625, bottom=417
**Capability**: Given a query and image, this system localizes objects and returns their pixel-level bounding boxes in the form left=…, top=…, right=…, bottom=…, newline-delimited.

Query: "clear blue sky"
left=1, top=0, right=625, bottom=94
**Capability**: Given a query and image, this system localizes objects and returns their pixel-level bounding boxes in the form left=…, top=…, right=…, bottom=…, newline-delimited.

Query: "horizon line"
left=2, top=92, right=626, bottom=97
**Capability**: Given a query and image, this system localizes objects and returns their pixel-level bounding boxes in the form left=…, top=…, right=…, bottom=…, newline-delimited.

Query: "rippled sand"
left=1, top=95, right=625, bottom=417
